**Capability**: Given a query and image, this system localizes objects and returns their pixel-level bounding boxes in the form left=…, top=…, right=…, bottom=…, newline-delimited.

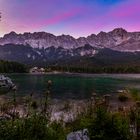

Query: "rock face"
left=0, top=28, right=140, bottom=66
left=0, top=28, right=140, bottom=52
left=67, top=129, right=90, bottom=140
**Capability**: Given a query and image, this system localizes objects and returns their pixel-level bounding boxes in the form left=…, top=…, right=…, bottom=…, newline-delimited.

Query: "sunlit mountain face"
left=0, top=0, right=140, bottom=38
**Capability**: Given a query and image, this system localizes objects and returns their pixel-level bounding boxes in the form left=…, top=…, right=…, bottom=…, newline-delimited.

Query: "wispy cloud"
left=0, top=0, right=140, bottom=37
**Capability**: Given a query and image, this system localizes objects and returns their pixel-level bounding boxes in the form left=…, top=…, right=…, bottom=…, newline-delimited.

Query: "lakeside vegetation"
left=0, top=60, right=27, bottom=73
left=1, top=59, right=140, bottom=74
left=1, top=82, right=140, bottom=139
left=49, top=65, right=140, bottom=74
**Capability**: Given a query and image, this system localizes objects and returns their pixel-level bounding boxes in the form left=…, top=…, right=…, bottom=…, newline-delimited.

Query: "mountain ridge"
left=0, top=28, right=140, bottom=67
left=0, top=28, right=140, bottom=52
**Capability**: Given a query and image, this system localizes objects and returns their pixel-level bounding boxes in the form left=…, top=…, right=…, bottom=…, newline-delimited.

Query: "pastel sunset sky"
left=0, top=0, right=140, bottom=37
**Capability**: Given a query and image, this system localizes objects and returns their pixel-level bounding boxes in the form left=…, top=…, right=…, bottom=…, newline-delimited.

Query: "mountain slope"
left=0, top=44, right=140, bottom=67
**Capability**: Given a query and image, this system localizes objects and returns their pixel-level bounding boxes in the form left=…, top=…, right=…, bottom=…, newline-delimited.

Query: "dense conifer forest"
left=0, top=60, right=27, bottom=73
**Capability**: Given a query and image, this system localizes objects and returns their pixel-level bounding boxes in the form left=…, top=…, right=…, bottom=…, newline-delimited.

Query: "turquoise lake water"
left=3, top=73, right=140, bottom=99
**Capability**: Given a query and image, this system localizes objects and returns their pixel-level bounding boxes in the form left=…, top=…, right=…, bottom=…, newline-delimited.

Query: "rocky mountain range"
left=0, top=28, right=140, bottom=66
left=0, top=28, right=140, bottom=52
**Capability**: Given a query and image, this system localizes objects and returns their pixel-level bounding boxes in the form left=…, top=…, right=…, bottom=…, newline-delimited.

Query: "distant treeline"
left=49, top=65, right=140, bottom=73
left=0, top=60, right=27, bottom=73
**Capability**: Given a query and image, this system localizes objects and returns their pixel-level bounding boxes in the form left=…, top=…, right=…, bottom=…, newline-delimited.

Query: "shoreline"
left=2, top=71, right=140, bottom=75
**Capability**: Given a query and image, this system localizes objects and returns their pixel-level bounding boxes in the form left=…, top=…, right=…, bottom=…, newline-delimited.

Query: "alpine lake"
left=1, top=73, right=140, bottom=100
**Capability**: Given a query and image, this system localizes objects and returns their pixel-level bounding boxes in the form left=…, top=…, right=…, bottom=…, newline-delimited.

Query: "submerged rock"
left=67, top=129, right=90, bottom=140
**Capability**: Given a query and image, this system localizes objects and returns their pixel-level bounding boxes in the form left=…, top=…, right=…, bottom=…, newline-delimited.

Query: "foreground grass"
left=0, top=114, right=66, bottom=140
left=0, top=103, right=133, bottom=140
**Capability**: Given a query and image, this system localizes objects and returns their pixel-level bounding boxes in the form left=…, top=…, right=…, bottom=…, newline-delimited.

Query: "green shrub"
left=129, top=88, right=140, bottom=101
left=77, top=106, right=131, bottom=140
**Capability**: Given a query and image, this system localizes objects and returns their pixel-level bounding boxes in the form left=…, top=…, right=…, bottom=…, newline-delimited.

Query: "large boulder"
left=67, top=129, right=90, bottom=140
left=0, top=75, right=15, bottom=94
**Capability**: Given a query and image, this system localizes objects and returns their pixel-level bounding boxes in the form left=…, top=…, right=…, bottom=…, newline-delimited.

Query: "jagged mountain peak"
left=8, top=31, right=17, bottom=35
left=97, top=31, right=107, bottom=36
left=3, top=31, right=18, bottom=38
left=0, top=28, right=140, bottom=51
left=109, top=28, right=128, bottom=37
left=110, top=28, right=127, bottom=33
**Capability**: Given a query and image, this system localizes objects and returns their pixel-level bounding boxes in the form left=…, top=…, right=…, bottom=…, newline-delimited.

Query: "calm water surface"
left=3, top=73, right=140, bottom=99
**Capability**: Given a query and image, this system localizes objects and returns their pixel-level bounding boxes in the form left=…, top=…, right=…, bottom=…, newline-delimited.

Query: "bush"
left=0, top=114, right=66, bottom=140
left=129, top=88, right=140, bottom=101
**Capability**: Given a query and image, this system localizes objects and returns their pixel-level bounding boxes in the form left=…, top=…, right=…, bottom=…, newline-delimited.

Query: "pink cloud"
left=43, top=8, right=83, bottom=27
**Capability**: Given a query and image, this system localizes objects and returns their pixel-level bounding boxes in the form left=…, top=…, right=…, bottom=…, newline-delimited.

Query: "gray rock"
left=0, top=75, right=15, bottom=89
left=67, top=129, right=90, bottom=140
